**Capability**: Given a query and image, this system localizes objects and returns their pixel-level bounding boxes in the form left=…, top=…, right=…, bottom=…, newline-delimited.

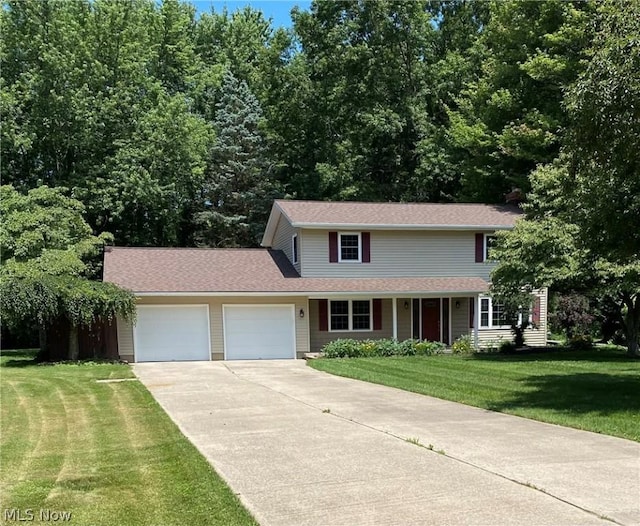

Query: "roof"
left=103, top=247, right=488, bottom=296
left=262, top=200, right=521, bottom=246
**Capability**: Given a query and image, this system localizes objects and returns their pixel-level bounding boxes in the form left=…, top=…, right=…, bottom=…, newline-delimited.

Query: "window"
left=479, top=297, right=510, bottom=328
left=339, top=233, right=361, bottom=262
left=292, top=234, right=298, bottom=264
left=480, top=298, right=490, bottom=328
left=330, top=301, right=349, bottom=331
left=330, top=300, right=371, bottom=331
left=484, top=234, right=497, bottom=262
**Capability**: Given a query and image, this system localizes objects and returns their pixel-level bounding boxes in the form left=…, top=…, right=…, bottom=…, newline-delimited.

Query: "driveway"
left=134, top=360, right=640, bottom=526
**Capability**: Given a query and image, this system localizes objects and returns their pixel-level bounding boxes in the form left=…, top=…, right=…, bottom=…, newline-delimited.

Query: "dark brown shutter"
left=362, top=232, right=371, bottom=263
left=475, top=233, right=484, bottom=263
left=329, top=232, right=338, bottom=262
left=469, top=297, right=475, bottom=328
left=532, top=296, right=541, bottom=325
left=319, top=300, right=328, bottom=331
left=373, top=299, right=382, bottom=330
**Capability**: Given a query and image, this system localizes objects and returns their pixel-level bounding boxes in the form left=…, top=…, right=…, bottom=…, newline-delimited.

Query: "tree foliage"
left=0, top=186, right=135, bottom=359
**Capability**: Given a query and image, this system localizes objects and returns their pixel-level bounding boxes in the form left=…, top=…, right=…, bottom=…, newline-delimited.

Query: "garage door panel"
left=135, top=305, right=210, bottom=362
left=224, top=305, right=295, bottom=360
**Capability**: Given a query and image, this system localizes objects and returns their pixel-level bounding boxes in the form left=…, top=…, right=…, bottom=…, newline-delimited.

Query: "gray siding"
left=301, top=229, right=495, bottom=279
left=451, top=297, right=471, bottom=341
left=309, top=298, right=393, bottom=352
left=271, top=215, right=301, bottom=274
left=118, top=296, right=310, bottom=361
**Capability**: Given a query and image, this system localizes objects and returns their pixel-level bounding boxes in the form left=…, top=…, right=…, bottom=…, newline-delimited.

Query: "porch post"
left=474, top=294, right=480, bottom=349
left=392, top=297, right=398, bottom=340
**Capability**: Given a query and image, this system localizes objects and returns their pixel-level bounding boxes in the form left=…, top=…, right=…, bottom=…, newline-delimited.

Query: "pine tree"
left=195, top=70, right=276, bottom=247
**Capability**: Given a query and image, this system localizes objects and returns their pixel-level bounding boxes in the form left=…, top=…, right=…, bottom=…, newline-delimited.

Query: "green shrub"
left=499, top=340, right=518, bottom=354
left=414, top=340, right=447, bottom=355
left=568, top=334, right=593, bottom=351
left=320, top=338, right=445, bottom=358
left=322, top=339, right=363, bottom=358
left=451, top=334, right=474, bottom=354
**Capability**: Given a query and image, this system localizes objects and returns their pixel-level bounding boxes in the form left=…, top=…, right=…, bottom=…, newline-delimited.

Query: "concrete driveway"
left=134, top=360, right=640, bottom=526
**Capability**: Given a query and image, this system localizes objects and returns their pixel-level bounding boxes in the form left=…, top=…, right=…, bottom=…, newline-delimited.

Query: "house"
left=104, top=200, right=547, bottom=362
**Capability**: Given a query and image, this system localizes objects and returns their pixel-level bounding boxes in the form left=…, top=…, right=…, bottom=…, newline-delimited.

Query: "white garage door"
left=134, top=305, right=210, bottom=362
left=223, top=305, right=296, bottom=360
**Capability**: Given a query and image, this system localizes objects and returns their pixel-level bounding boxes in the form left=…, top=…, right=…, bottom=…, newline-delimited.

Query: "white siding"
left=301, top=229, right=495, bottom=280
left=271, top=215, right=301, bottom=274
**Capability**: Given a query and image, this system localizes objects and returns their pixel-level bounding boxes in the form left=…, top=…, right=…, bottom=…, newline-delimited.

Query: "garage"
left=134, top=305, right=211, bottom=362
left=223, top=305, right=296, bottom=360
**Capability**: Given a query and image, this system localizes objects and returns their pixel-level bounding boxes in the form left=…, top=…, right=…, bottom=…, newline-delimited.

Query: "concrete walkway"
left=134, top=360, right=640, bottom=526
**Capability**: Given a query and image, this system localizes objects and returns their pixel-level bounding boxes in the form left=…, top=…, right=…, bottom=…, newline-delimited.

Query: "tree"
left=490, top=0, right=640, bottom=357
left=447, top=0, right=593, bottom=202
left=0, top=185, right=135, bottom=360
left=194, top=71, right=278, bottom=247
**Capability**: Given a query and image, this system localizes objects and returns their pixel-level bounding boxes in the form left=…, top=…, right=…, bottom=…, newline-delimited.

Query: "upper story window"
left=339, top=233, right=361, bottom=262
left=292, top=234, right=298, bottom=264
left=484, top=234, right=497, bottom=262
left=330, top=299, right=372, bottom=331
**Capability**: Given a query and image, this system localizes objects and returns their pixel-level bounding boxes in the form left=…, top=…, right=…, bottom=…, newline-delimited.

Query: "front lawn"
left=309, top=346, right=640, bottom=442
left=0, top=350, right=255, bottom=526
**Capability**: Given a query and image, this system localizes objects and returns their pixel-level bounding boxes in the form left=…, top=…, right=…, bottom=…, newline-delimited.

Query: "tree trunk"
left=68, top=325, right=79, bottom=361
left=623, top=294, right=640, bottom=358
left=38, top=324, right=48, bottom=361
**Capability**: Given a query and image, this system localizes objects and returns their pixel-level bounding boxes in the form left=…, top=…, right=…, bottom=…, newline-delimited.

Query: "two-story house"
left=104, top=200, right=547, bottom=362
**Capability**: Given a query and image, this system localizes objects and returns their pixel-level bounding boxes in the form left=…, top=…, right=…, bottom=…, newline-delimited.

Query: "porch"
left=308, top=297, right=477, bottom=353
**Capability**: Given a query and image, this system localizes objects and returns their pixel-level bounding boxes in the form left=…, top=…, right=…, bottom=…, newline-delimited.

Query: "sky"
left=190, top=1, right=312, bottom=27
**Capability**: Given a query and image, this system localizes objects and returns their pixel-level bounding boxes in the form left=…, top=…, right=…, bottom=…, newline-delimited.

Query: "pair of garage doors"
left=133, top=305, right=296, bottom=362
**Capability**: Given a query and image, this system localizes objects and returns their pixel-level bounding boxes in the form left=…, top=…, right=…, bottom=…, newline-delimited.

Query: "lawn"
left=0, top=350, right=256, bottom=526
left=309, top=346, right=640, bottom=442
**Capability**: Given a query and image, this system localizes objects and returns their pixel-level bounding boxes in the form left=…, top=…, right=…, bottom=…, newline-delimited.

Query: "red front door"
left=422, top=299, right=440, bottom=342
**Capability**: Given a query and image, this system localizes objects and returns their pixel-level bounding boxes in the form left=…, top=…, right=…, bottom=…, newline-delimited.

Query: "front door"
left=422, top=299, right=440, bottom=342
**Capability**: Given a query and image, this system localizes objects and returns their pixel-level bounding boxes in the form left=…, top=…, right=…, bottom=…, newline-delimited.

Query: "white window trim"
left=479, top=296, right=511, bottom=329
left=291, top=234, right=298, bottom=264
left=338, top=232, right=362, bottom=263
left=329, top=299, right=373, bottom=332
left=479, top=296, right=534, bottom=329
left=484, top=234, right=497, bottom=262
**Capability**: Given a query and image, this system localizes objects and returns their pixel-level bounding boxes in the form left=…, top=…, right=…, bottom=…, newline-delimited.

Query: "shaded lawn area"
left=309, top=346, right=640, bottom=442
left=0, top=350, right=255, bottom=526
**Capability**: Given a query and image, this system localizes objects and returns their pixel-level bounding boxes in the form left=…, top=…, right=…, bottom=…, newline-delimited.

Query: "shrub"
left=414, top=340, right=446, bottom=355
left=549, top=293, right=595, bottom=340
left=320, top=338, right=446, bottom=358
left=568, top=334, right=593, bottom=351
left=499, top=340, right=518, bottom=354
left=322, top=339, right=363, bottom=358
left=451, top=334, right=474, bottom=354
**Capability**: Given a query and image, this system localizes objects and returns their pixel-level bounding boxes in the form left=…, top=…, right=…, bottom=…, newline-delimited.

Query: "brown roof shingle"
left=275, top=200, right=521, bottom=228
left=104, top=247, right=488, bottom=295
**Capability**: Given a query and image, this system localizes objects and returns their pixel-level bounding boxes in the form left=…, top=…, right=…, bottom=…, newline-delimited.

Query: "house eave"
left=289, top=222, right=515, bottom=231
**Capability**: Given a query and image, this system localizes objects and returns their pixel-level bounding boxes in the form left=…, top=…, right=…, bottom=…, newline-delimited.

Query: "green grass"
left=0, top=350, right=256, bottom=526
left=309, top=346, right=640, bottom=442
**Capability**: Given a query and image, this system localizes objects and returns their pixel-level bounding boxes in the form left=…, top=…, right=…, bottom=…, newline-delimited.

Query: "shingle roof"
left=275, top=200, right=521, bottom=228
left=104, top=247, right=488, bottom=295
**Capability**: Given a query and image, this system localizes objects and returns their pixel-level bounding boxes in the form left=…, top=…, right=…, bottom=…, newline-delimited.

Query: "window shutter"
left=373, top=299, right=382, bottom=330
left=469, top=297, right=475, bottom=328
left=329, top=232, right=338, bottom=263
left=362, top=232, right=371, bottom=263
left=318, top=300, right=328, bottom=331
left=532, top=296, right=541, bottom=326
left=475, top=233, right=484, bottom=263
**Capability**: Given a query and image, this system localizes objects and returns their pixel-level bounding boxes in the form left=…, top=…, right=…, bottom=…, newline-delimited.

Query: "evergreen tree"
left=194, top=70, right=277, bottom=247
